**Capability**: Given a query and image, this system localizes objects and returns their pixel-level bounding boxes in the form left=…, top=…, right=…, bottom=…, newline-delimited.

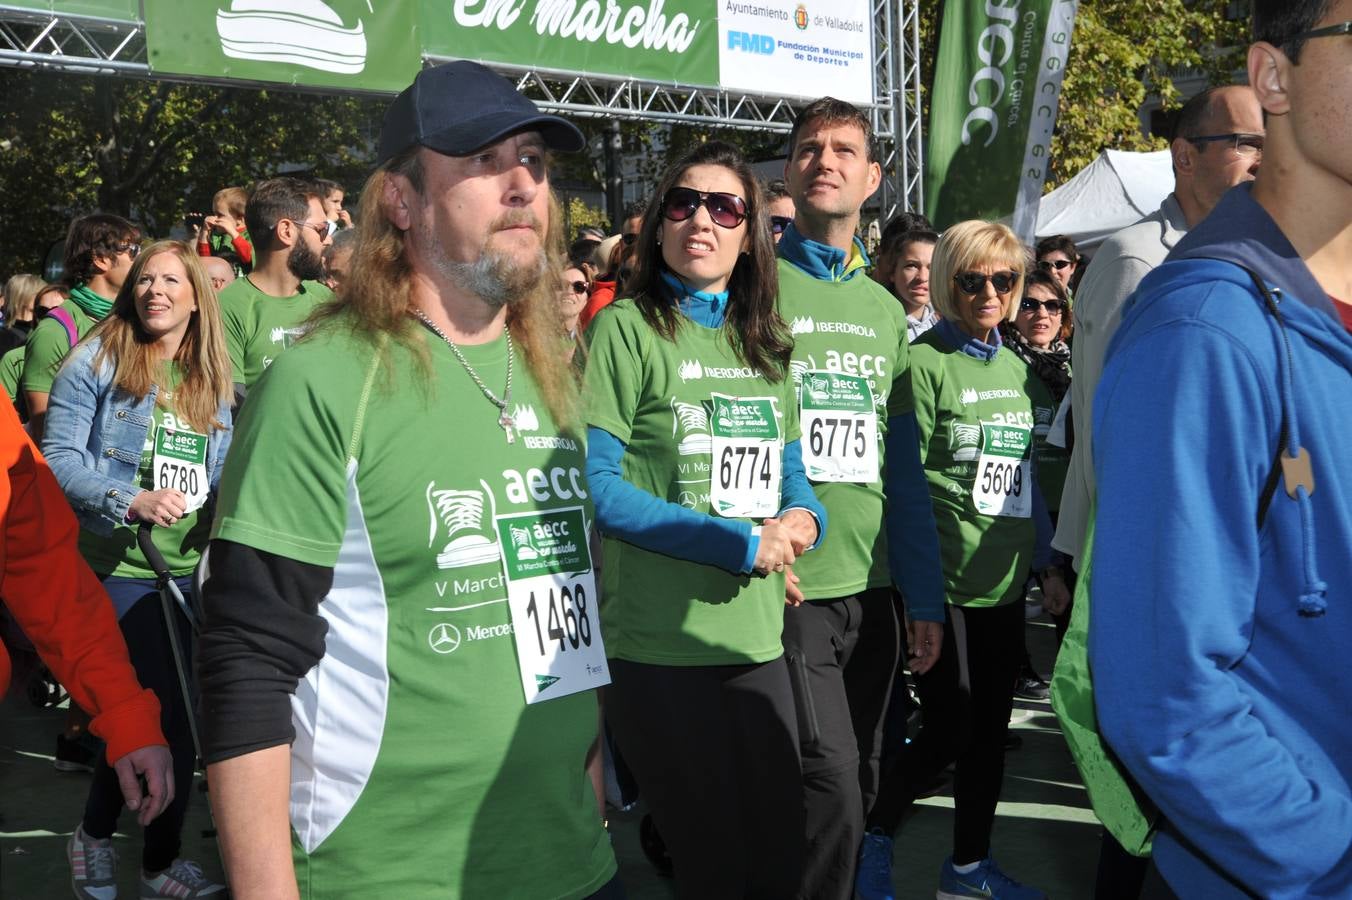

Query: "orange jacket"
left=0, top=397, right=164, bottom=763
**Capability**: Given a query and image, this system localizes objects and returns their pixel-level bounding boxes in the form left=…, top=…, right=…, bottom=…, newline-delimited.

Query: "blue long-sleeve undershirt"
left=883, top=411, right=945, bottom=622
left=587, top=427, right=825, bottom=574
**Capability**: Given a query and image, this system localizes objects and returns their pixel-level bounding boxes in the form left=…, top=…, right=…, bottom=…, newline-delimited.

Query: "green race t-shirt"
left=20, top=300, right=97, bottom=395
left=217, top=277, right=332, bottom=387
left=583, top=298, right=800, bottom=666
left=910, top=330, right=1053, bottom=608
left=777, top=259, right=914, bottom=600
left=213, top=319, right=615, bottom=900
left=0, top=347, right=25, bottom=402
left=1035, top=398, right=1069, bottom=514
left=79, top=366, right=212, bottom=578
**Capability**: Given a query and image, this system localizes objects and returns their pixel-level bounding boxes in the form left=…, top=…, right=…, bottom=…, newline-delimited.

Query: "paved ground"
left=0, top=614, right=1167, bottom=899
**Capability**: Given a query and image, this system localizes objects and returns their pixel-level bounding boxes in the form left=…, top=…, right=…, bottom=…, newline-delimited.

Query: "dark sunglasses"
left=115, top=241, right=141, bottom=259
left=621, top=232, right=639, bottom=246
left=660, top=187, right=748, bottom=229
left=771, top=215, right=794, bottom=236
left=1037, top=258, right=1074, bottom=271
left=566, top=280, right=590, bottom=295
left=1291, top=20, right=1352, bottom=42
left=953, top=270, right=1019, bottom=295
left=1019, top=297, right=1064, bottom=314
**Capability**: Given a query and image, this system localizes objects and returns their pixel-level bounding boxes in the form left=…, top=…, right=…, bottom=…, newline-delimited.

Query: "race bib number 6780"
left=152, top=425, right=209, bottom=513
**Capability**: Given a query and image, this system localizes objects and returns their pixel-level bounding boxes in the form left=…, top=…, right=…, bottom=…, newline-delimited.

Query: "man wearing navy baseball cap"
left=197, top=62, right=622, bottom=899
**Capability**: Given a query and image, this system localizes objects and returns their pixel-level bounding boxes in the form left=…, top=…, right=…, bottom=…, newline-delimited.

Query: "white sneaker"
left=68, top=823, right=118, bottom=900
left=140, top=858, right=228, bottom=898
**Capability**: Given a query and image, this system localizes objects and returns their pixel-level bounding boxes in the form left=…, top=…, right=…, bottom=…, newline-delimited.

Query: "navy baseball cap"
left=377, top=61, right=585, bottom=165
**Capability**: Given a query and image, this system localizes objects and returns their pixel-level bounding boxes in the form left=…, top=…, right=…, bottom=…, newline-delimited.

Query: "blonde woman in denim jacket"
left=43, top=240, right=233, bottom=900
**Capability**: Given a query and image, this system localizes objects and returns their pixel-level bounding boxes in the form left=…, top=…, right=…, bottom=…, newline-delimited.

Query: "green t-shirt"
left=20, top=300, right=97, bottom=395
left=79, top=366, right=211, bottom=578
left=1, top=346, right=25, bottom=402
left=213, top=320, right=615, bottom=899
left=1035, top=400, right=1069, bottom=514
left=218, top=277, right=332, bottom=387
left=583, top=299, right=800, bottom=665
left=909, top=330, right=1053, bottom=608
left=776, top=260, right=914, bottom=600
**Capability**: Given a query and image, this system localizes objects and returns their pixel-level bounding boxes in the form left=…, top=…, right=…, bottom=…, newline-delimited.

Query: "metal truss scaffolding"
left=0, top=2, right=924, bottom=213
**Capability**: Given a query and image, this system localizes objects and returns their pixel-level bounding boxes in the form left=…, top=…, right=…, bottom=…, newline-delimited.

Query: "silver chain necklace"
left=410, top=308, right=516, bottom=443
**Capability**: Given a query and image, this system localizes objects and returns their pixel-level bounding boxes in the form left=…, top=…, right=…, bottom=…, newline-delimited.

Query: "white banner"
left=717, top=0, right=873, bottom=105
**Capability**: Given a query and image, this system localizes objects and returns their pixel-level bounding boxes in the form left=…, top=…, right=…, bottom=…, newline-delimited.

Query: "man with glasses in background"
left=218, top=176, right=335, bottom=401
left=22, top=214, right=141, bottom=445
left=765, top=178, right=796, bottom=243
left=1089, top=1, right=1352, bottom=895
left=1055, top=84, right=1262, bottom=571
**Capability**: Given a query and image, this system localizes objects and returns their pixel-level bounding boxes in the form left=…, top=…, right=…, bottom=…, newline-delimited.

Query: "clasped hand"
left=754, top=509, right=817, bottom=607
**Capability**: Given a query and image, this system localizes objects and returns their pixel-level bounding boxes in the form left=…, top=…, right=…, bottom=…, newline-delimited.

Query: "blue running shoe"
left=855, top=829, right=895, bottom=900
left=936, top=855, right=1046, bottom=900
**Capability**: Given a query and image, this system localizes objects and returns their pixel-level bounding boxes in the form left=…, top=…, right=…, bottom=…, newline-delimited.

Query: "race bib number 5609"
left=971, top=422, right=1032, bottom=518
left=494, top=506, right=609, bottom=704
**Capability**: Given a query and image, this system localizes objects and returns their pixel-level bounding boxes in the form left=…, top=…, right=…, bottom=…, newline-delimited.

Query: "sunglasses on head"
left=1037, top=258, right=1074, bottom=271
left=1019, top=297, right=1064, bottom=314
left=660, top=187, right=748, bottom=229
left=953, top=271, right=1019, bottom=295
left=771, top=215, right=794, bottom=236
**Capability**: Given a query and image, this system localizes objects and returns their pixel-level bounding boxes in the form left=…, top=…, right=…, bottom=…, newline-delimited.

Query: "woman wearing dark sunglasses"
left=583, top=140, right=825, bottom=899
left=864, top=220, right=1065, bottom=900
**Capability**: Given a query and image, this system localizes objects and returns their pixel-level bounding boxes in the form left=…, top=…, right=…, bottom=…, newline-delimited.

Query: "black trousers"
left=867, top=601, right=1024, bottom=865
left=782, top=588, right=900, bottom=900
left=82, top=591, right=197, bottom=873
left=606, top=657, right=804, bottom=900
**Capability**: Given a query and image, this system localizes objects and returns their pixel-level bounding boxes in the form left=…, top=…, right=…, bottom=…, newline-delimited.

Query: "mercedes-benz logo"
left=428, top=622, right=461, bottom=654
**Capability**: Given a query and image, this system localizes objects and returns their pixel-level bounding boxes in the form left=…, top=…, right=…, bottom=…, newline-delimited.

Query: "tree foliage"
left=0, top=69, right=384, bottom=278
left=1051, top=0, right=1248, bottom=186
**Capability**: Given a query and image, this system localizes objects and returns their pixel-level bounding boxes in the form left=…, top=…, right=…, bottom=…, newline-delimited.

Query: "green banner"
left=143, top=0, right=421, bottom=93
left=925, top=0, right=1078, bottom=238
left=14, top=0, right=138, bottom=18
left=420, top=0, right=718, bottom=86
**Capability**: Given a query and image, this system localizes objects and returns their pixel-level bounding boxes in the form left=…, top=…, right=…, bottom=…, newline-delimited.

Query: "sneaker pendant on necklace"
left=410, top=308, right=516, bottom=445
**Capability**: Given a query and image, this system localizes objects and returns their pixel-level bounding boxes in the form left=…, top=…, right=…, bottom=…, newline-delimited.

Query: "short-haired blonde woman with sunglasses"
left=861, top=221, right=1066, bottom=900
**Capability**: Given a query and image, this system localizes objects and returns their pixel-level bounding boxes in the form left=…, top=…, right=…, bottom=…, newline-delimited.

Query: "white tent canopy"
left=1030, top=149, right=1174, bottom=252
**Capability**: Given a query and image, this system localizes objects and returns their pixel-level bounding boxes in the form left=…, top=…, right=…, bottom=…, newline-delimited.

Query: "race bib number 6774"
left=708, top=393, right=783, bottom=519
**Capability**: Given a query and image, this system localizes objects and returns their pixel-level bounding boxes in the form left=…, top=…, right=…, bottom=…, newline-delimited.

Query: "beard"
left=287, top=239, right=326, bottom=282
left=414, top=210, right=547, bottom=308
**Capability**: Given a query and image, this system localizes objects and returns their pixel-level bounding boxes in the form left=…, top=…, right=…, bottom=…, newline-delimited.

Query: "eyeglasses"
left=953, top=271, right=1019, bottom=295
left=287, top=219, right=336, bottom=240
left=115, top=241, right=141, bottom=260
left=565, top=280, right=590, bottom=295
left=660, top=187, right=748, bottom=229
left=1291, top=20, right=1352, bottom=42
left=1019, top=297, right=1064, bottom=314
left=1037, top=258, right=1074, bottom=271
left=1187, top=132, right=1264, bottom=158
left=771, top=215, right=794, bottom=236
left=621, top=232, right=639, bottom=246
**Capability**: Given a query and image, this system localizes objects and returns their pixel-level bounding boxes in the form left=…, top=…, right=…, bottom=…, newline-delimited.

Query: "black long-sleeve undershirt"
left=197, top=538, right=331, bottom=764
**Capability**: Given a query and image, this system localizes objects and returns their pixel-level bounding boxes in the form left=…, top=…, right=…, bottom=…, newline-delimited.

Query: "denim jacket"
left=41, top=337, right=233, bottom=536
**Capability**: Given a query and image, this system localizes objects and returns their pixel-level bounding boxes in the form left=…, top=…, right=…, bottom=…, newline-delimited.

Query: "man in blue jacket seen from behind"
left=1090, top=1, right=1352, bottom=897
